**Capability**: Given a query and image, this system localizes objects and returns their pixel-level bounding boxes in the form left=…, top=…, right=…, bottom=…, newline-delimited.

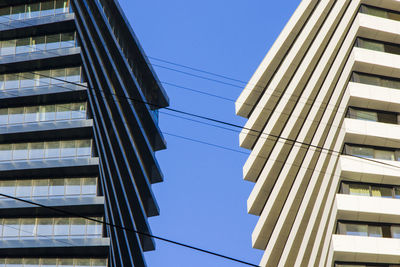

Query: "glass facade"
left=0, top=177, right=97, bottom=200
left=344, top=144, right=400, bottom=161
left=0, top=1, right=71, bottom=23
left=347, top=107, right=399, bottom=124
left=0, top=102, right=87, bottom=126
left=336, top=263, right=400, bottom=267
left=356, top=37, right=400, bottom=56
left=360, top=4, right=400, bottom=22
left=0, top=258, right=106, bottom=267
left=0, top=67, right=82, bottom=91
left=0, top=140, right=92, bottom=162
left=0, top=32, right=77, bottom=57
left=340, top=182, right=400, bottom=199
left=352, top=72, right=400, bottom=90
left=0, top=217, right=102, bottom=240
left=337, top=222, right=397, bottom=238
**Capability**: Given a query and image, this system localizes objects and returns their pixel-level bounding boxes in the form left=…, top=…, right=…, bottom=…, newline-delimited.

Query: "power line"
left=0, top=192, right=260, bottom=267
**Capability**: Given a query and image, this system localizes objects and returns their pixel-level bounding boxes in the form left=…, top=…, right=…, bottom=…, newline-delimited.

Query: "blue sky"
left=118, top=1, right=301, bottom=266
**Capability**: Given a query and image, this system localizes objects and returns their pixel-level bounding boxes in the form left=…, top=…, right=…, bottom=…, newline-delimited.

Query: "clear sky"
left=118, top=1, right=301, bottom=266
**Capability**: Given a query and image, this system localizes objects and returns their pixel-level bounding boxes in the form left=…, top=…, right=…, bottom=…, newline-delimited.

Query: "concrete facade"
left=236, top=1, right=400, bottom=266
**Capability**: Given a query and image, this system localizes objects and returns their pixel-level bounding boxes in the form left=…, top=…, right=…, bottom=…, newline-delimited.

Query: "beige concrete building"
left=236, top=1, right=400, bottom=266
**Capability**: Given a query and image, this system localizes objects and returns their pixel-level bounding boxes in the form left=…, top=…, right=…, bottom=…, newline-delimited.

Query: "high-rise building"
left=236, top=1, right=400, bottom=266
left=0, top=0, right=168, bottom=266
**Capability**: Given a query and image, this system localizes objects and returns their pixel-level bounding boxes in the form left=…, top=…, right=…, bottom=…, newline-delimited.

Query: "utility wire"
left=0, top=192, right=260, bottom=267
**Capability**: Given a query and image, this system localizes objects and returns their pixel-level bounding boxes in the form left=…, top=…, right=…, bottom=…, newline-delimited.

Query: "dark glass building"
left=0, top=0, right=168, bottom=266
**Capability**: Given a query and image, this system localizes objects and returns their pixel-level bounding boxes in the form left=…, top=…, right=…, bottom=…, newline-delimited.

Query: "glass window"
left=3, top=219, right=20, bottom=239
left=46, top=34, right=61, bottom=50
left=66, top=67, right=81, bottom=83
left=392, top=226, right=400, bottom=238
left=362, top=5, right=389, bottom=19
left=0, top=144, right=12, bottom=161
left=45, top=141, right=60, bottom=158
left=70, top=218, right=86, bottom=237
left=74, top=259, right=91, bottom=267
left=0, top=7, right=10, bottom=23
left=65, top=178, right=81, bottom=196
left=54, top=218, right=69, bottom=237
left=37, top=70, right=51, bottom=87
left=15, top=37, right=31, bottom=54
left=31, top=35, right=46, bottom=52
left=32, top=179, right=49, bottom=198
left=71, top=103, right=86, bottom=119
left=4, top=258, right=22, bottom=267
left=0, top=75, right=5, bottom=90
left=51, top=68, right=66, bottom=83
left=371, top=186, right=393, bottom=198
left=41, top=258, right=57, bottom=267
left=12, top=143, right=29, bottom=160
left=49, top=179, right=64, bottom=196
left=61, top=140, right=76, bottom=157
left=58, top=259, right=74, bottom=267
left=36, top=218, right=53, bottom=238
left=359, top=39, right=385, bottom=52
left=56, top=104, right=71, bottom=120
left=40, top=1, right=56, bottom=17
left=378, top=112, right=398, bottom=124
left=91, top=259, right=107, bottom=267
left=40, top=105, right=56, bottom=121
left=4, top=73, right=20, bottom=89
left=20, top=218, right=36, bottom=238
left=345, top=223, right=368, bottom=236
left=26, top=3, right=41, bottom=19
left=10, top=5, right=25, bottom=21
left=353, top=109, right=377, bottom=122
left=82, top=178, right=97, bottom=195
left=0, top=40, right=16, bottom=56
left=76, top=140, right=91, bottom=156
left=60, top=32, right=75, bottom=48
left=368, top=225, right=383, bottom=237
left=374, top=149, right=395, bottom=161
left=55, top=0, right=70, bottom=14
left=345, top=145, right=374, bottom=158
left=24, top=106, right=40, bottom=123
left=16, top=180, right=32, bottom=197
left=0, top=180, right=16, bottom=197
left=348, top=184, right=370, bottom=197
left=0, top=108, right=8, bottom=125
left=20, top=72, right=36, bottom=88
left=29, top=142, right=45, bottom=160
left=87, top=220, right=102, bottom=236
left=8, top=107, right=24, bottom=124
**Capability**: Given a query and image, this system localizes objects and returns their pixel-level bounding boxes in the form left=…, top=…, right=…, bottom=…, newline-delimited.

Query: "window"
left=344, top=144, right=400, bottom=162
left=356, top=37, right=400, bottom=56
left=0, top=258, right=107, bottom=267
left=341, top=182, right=400, bottom=199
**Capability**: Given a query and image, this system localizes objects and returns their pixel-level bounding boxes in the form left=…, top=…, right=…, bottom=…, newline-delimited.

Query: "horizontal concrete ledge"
left=0, top=158, right=99, bottom=179
left=343, top=118, right=400, bottom=149
left=332, top=234, right=400, bottom=264
left=336, top=194, right=400, bottom=224
left=0, top=238, right=109, bottom=257
left=0, top=119, right=93, bottom=143
left=339, top=155, right=400, bottom=186
left=0, top=196, right=104, bottom=217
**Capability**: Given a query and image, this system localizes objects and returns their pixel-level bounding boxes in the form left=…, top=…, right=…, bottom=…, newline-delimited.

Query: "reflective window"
left=0, top=67, right=82, bottom=91
left=0, top=217, right=103, bottom=240
left=344, top=144, right=400, bottom=161
left=352, top=72, right=400, bottom=91
left=0, top=178, right=97, bottom=199
left=0, top=139, right=92, bottom=162
left=360, top=5, right=400, bottom=22
left=356, top=37, right=400, bottom=56
left=0, top=1, right=71, bottom=23
left=0, top=102, right=86, bottom=126
left=0, top=258, right=107, bottom=267
left=0, top=32, right=76, bottom=57
left=341, top=182, right=400, bottom=199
